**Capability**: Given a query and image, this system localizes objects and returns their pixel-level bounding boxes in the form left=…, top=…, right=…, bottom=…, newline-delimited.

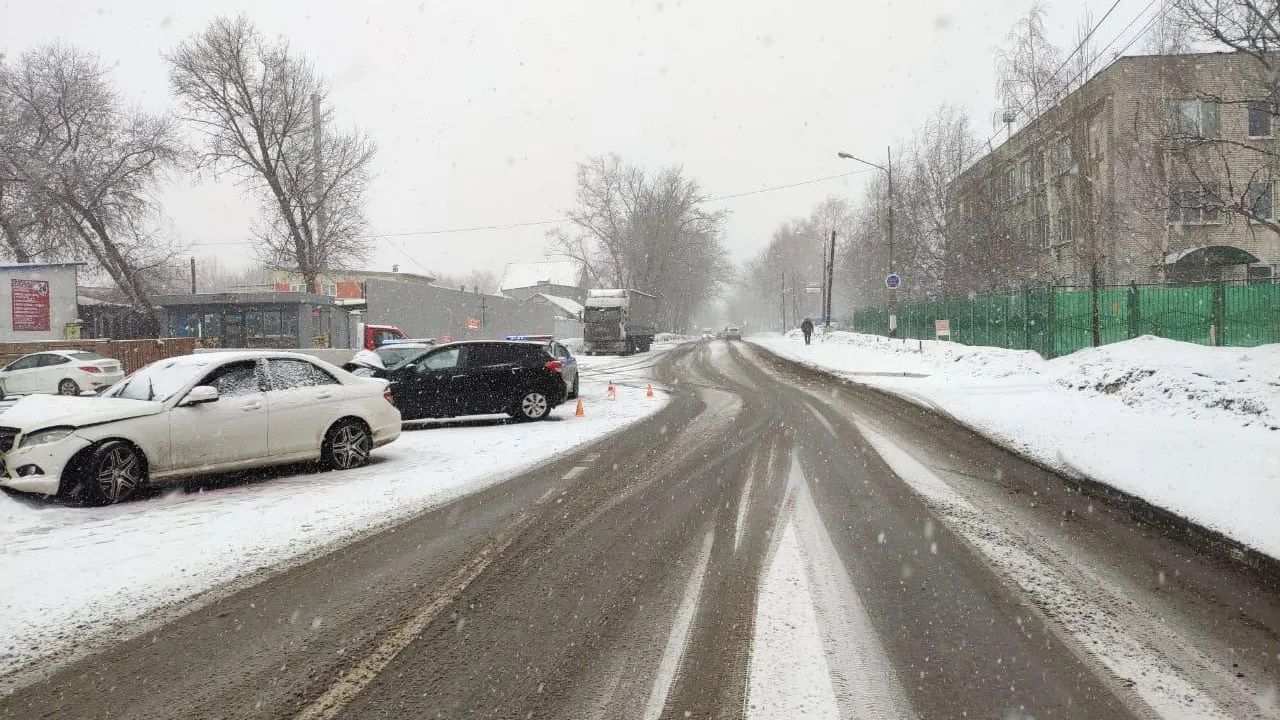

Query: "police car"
left=507, top=335, right=579, bottom=400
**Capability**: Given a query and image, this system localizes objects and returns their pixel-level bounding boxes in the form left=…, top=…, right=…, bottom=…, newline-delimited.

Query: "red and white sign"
left=935, top=318, right=951, bottom=339
left=465, top=317, right=481, bottom=330
left=11, top=279, right=51, bottom=332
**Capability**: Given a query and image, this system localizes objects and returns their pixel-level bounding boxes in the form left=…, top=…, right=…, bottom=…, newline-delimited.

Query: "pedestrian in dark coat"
left=800, top=318, right=814, bottom=345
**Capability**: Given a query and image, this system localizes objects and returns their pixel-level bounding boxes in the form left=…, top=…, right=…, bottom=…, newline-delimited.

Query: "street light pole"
left=838, top=149, right=898, bottom=337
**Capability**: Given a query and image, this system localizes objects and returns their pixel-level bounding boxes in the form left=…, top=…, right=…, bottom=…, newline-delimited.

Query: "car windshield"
left=106, top=358, right=211, bottom=402
left=376, top=345, right=430, bottom=368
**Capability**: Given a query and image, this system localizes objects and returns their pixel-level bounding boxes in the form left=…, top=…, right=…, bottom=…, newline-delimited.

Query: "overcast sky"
left=1, top=0, right=1155, bottom=280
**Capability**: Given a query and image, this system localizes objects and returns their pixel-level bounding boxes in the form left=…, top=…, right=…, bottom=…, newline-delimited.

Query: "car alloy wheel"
left=94, top=444, right=144, bottom=504
left=325, top=421, right=371, bottom=470
left=519, top=391, right=549, bottom=421
left=58, top=379, right=80, bottom=395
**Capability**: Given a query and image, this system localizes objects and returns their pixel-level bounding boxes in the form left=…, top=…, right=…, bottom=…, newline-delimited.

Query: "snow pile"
left=656, top=332, right=696, bottom=343
left=1050, top=336, right=1280, bottom=429
left=788, top=329, right=1043, bottom=379
left=751, top=331, right=1280, bottom=560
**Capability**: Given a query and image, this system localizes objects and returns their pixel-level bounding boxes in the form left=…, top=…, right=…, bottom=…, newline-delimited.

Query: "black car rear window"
left=467, top=344, right=520, bottom=367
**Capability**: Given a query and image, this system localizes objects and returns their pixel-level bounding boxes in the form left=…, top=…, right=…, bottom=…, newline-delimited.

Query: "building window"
left=1248, top=101, right=1274, bottom=138
left=289, top=283, right=307, bottom=293
left=1003, top=166, right=1016, bottom=199
left=1168, top=182, right=1223, bottom=224
left=1245, top=181, right=1275, bottom=220
left=1053, top=211, right=1072, bottom=246
left=1171, top=100, right=1220, bottom=138
left=1058, top=138, right=1072, bottom=174
left=322, top=283, right=338, bottom=296
left=1247, top=265, right=1274, bottom=284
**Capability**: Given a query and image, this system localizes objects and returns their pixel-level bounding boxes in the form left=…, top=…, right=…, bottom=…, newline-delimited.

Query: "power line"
left=187, top=167, right=878, bottom=249
left=702, top=169, right=874, bottom=202
left=963, top=0, right=1164, bottom=170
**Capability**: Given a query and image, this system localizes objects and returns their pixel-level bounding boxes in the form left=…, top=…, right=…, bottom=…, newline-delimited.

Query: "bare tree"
left=1147, top=0, right=1196, bottom=54
left=549, top=155, right=730, bottom=330
left=996, top=2, right=1069, bottom=124
left=1, top=43, right=180, bottom=322
left=166, top=15, right=377, bottom=291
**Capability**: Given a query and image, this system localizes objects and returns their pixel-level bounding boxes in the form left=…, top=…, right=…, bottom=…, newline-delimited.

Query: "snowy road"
left=2, top=340, right=1277, bottom=719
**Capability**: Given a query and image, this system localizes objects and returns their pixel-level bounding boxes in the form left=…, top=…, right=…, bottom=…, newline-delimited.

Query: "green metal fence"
left=851, top=281, right=1280, bottom=358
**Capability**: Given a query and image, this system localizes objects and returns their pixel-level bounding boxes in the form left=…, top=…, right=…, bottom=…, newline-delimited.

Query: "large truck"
left=583, top=289, right=658, bottom=355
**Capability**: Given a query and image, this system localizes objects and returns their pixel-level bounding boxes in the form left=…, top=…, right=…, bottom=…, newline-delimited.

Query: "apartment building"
left=948, top=51, right=1278, bottom=288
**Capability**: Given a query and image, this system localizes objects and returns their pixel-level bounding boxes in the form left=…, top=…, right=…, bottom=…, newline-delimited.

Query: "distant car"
left=362, top=323, right=408, bottom=351
left=374, top=341, right=436, bottom=368
left=725, top=326, right=743, bottom=340
left=0, top=351, right=124, bottom=396
left=0, top=351, right=401, bottom=505
left=380, top=340, right=572, bottom=422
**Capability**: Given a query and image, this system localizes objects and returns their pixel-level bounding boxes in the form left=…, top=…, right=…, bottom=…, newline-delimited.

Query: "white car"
left=725, top=326, right=743, bottom=340
left=0, top=350, right=124, bottom=396
left=0, top=351, right=401, bottom=505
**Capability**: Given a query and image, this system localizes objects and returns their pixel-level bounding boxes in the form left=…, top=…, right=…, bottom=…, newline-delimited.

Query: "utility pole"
left=311, top=93, right=326, bottom=293
left=825, top=229, right=836, bottom=331
left=780, top=272, right=786, bottom=333
left=886, top=145, right=898, bottom=338
left=190, top=257, right=197, bottom=294
left=819, top=242, right=828, bottom=325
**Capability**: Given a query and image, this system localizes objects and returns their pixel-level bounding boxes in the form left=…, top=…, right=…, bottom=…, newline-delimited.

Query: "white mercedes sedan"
left=0, top=351, right=401, bottom=505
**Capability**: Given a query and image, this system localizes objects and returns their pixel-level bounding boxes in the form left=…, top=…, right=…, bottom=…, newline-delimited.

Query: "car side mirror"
left=180, top=385, right=220, bottom=406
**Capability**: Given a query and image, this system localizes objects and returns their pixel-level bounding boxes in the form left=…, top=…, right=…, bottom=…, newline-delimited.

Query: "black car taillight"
left=545, top=359, right=563, bottom=373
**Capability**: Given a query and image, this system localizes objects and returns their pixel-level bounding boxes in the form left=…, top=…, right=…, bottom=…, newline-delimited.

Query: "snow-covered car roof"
left=12, top=349, right=100, bottom=358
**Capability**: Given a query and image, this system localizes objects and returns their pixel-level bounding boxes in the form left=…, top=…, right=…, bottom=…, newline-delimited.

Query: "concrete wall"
left=0, top=264, right=79, bottom=342
left=363, top=280, right=562, bottom=340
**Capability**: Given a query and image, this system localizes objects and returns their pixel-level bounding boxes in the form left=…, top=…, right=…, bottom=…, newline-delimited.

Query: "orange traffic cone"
left=575, top=397, right=585, bottom=417
left=646, top=384, right=655, bottom=398
left=607, top=381, right=617, bottom=400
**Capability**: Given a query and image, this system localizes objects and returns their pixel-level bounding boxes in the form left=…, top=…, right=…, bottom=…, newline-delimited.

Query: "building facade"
left=154, top=292, right=353, bottom=349
left=269, top=268, right=435, bottom=300
left=498, top=261, right=584, bottom=302
left=948, top=51, right=1279, bottom=290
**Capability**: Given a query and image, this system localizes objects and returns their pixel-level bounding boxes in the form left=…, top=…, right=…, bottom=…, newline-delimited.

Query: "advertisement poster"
left=11, top=279, right=51, bottom=332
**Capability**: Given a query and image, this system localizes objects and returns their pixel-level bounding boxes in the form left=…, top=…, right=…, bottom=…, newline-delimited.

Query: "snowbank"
left=751, top=331, right=1280, bottom=560
left=0, top=352, right=670, bottom=682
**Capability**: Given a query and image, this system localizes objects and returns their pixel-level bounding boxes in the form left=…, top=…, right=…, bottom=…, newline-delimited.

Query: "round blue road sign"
left=885, top=273, right=902, bottom=289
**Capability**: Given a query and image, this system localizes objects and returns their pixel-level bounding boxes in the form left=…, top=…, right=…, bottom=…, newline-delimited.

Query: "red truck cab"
left=364, top=324, right=407, bottom=350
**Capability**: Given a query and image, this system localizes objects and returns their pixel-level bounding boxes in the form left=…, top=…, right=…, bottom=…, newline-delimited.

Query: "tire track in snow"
left=853, top=418, right=1249, bottom=720
left=747, top=449, right=916, bottom=720
left=643, top=524, right=716, bottom=720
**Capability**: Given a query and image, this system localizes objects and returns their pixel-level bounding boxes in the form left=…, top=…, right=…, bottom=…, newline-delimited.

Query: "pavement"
left=1, top=339, right=1277, bottom=719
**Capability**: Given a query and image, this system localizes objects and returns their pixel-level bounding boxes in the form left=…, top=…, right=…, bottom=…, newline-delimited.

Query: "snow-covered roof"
left=529, top=293, right=584, bottom=317
left=499, top=261, right=581, bottom=291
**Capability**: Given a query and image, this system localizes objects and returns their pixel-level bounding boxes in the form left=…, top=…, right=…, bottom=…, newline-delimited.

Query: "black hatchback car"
left=377, top=341, right=570, bottom=422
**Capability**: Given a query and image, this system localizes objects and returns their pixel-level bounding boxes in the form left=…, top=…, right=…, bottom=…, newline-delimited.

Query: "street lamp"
left=838, top=149, right=898, bottom=337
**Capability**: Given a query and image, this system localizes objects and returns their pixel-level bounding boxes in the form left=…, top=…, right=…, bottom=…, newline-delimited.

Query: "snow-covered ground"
left=750, top=331, right=1280, bottom=561
left=0, top=346, right=678, bottom=683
